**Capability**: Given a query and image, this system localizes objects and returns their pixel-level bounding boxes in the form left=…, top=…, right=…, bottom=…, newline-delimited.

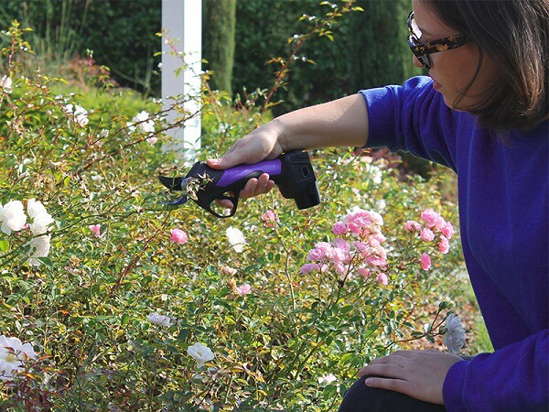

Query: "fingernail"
left=365, top=378, right=372, bottom=386
left=208, top=158, right=219, bottom=164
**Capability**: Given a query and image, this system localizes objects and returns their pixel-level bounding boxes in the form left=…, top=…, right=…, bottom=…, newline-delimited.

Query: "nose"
left=412, top=55, right=423, bottom=68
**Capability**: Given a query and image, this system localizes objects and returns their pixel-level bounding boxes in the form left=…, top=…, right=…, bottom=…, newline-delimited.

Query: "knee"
left=338, top=376, right=375, bottom=412
left=338, top=376, right=447, bottom=412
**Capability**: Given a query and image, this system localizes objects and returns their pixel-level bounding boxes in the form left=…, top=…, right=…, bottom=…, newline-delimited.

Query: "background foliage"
left=0, top=0, right=420, bottom=112
left=233, top=0, right=421, bottom=114
left=203, top=0, right=237, bottom=95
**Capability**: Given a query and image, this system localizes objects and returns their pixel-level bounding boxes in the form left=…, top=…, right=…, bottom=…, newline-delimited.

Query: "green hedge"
left=0, top=0, right=162, bottom=95
left=233, top=0, right=421, bottom=114
left=202, top=0, right=237, bottom=95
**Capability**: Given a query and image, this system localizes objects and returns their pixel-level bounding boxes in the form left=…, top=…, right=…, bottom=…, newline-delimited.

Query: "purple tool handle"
left=216, top=159, right=282, bottom=187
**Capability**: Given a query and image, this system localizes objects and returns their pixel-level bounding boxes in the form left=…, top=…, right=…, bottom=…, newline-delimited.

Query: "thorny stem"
left=273, top=227, right=297, bottom=310
left=262, top=1, right=356, bottom=110
left=107, top=211, right=171, bottom=298
left=384, top=305, right=448, bottom=350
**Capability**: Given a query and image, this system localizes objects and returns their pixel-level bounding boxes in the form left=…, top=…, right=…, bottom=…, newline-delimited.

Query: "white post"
left=161, top=0, right=202, bottom=160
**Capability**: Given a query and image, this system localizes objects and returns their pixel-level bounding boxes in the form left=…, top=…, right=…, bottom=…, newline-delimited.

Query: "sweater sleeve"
left=443, top=330, right=549, bottom=411
left=359, top=76, right=459, bottom=172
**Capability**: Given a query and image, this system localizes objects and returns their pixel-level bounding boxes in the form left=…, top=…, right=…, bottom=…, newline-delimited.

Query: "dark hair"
left=425, top=0, right=548, bottom=131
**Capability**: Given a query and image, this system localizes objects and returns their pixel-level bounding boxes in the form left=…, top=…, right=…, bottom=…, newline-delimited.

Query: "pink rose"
left=236, top=283, right=251, bottom=296
left=147, top=136, right=158, bottom=145
left=438, top=236, right=450, bottom=254
left=369, top=211, right=384, bottom=226
left=300, top=263, right=319, bottom=274
left=353, top=216, right=370, bottom=229
left=420, top=228, right=435, bottom=242
left=262, top=210, right=279, bottom=227
left=357, top=267, right=371, bottom=278
left=434, top=218, right=445, bottom=231
left=332, top=237, right=350, bottom=251
left=89, top=224, right=101, bottom=237
left=170, top=228, right=188, bottom=244
left=405, top=220, right=421, bottom=232
left=441, top=221, right=455, bottom=239
left=354, top=241, right=367, bottom=252
left=365, top=248, right=387, bottom=267
left=368, top=237, right=381, bottom=248
left=376, top=273, right=389, bottom=286
left=331, top=247, right=350, bottom=264
left=421, top=208, right=442, bottom=228
left=332, top=222, right=348, bottom=235
left=334, top=261, right=347, bottom=275
left=315, top=242, right=336, bottom=260
left=371, top=233, right=386, bottom=244
left=420, top=253, right=431, bottom=271
left=220, top=265, right=237, bottom=276
left=348, top=222, right=362, bottom=235
left=307, top=248, right=325, bottom=261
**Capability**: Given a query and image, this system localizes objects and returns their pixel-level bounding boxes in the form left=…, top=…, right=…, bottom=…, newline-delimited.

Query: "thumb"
left=206, top=151, right=240, bottom=170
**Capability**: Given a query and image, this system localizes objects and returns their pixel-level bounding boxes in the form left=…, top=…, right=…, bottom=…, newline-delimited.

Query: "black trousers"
left=337, top=376, right=446, bottom=412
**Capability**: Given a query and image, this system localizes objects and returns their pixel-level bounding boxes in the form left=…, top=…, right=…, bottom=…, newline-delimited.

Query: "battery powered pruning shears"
left=158, top=150, right=321, bottom=218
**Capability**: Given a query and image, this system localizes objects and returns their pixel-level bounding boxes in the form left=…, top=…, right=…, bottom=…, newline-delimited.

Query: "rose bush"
left=0, top=21, right=470, bottom=410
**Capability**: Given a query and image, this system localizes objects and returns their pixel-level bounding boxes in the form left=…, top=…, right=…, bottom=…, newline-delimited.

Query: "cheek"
left=431, top=46, right=483, bottom=108
left=437, top=55, right=477, bottom=93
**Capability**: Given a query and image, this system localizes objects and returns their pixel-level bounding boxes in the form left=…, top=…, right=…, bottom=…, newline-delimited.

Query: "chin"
left=442, top=93, right=467, bottom=112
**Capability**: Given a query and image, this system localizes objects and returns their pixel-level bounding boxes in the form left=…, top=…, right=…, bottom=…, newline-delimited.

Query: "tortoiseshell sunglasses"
left=407, top=11, right=471, bottom=69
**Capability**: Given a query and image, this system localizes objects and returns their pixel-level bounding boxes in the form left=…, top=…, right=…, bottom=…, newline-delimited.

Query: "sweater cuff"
left=358, top=87, right=396, bottom=149
left=443, top=359, right=469, bottom=411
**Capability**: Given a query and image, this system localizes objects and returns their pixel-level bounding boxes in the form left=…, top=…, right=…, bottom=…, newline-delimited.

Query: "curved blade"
left=160, top=195, right=189, bottom=206
left=158, top=175, right=186, bottom=191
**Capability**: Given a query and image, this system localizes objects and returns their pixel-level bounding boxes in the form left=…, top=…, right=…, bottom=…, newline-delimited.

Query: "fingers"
left=240, top=174, right=274, bottom=199
left=213, top=174, right=275, bottom=209
left=215, top=198, right=234, bottom=209
left=364, top=377, right=410, bottom=394
left=358, top=362, right=405, bottom=378
left=207, top=122, right=284, bottom=170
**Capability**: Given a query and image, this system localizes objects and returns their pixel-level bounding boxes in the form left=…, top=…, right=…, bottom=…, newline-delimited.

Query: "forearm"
left=275, top=94, right=369, bottom=152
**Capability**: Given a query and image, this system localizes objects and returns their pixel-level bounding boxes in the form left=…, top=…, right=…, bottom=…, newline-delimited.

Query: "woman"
left=207, top=0, right=548, bottom=410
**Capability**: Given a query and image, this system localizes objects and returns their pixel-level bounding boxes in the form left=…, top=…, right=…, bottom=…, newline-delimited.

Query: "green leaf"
left=38, top=257, right=52, bottom=267
left=0, top=239, right=9, bottom=252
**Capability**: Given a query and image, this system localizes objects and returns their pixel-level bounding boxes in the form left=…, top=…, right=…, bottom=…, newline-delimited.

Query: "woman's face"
left=412, top=0, right=499, bottom=111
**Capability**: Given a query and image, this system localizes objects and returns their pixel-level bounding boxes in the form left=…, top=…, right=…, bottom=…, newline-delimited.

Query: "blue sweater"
left=360, top=76, right=548, bottom=411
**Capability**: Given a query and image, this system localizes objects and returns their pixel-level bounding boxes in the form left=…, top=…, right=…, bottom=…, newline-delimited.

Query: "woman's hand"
left=358, top=349, right=463, bottom=405
left=206, top=120, right=285, bottom=208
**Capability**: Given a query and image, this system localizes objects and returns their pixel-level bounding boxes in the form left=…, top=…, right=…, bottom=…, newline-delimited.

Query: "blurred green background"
left=0, top=0, right=421, bottom=114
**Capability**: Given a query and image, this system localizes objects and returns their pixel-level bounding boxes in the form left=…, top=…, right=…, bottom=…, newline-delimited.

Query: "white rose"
left=30, top=213, right=54, bottom=236
left=318, top=373, right=337, bottom=385
left=147, top=313, right=173, bottom=328
left=1, top=76, right=12, bottom=94
left=26, top=199, right=48, bottom=219
left=26, top=235, right=51, bottom=266
left=0, top=335, right=36, bottom=380
left=187, top=342, right=214, bottom=368
left=0, top=200, right=27, bottom=235
left=226, top=227, right=246, bottom=253
left=132, top=111, right=155, bottom=133
left=442, top=313, right=466, bottom=355
left=64, top=104, right=88, bottom=128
